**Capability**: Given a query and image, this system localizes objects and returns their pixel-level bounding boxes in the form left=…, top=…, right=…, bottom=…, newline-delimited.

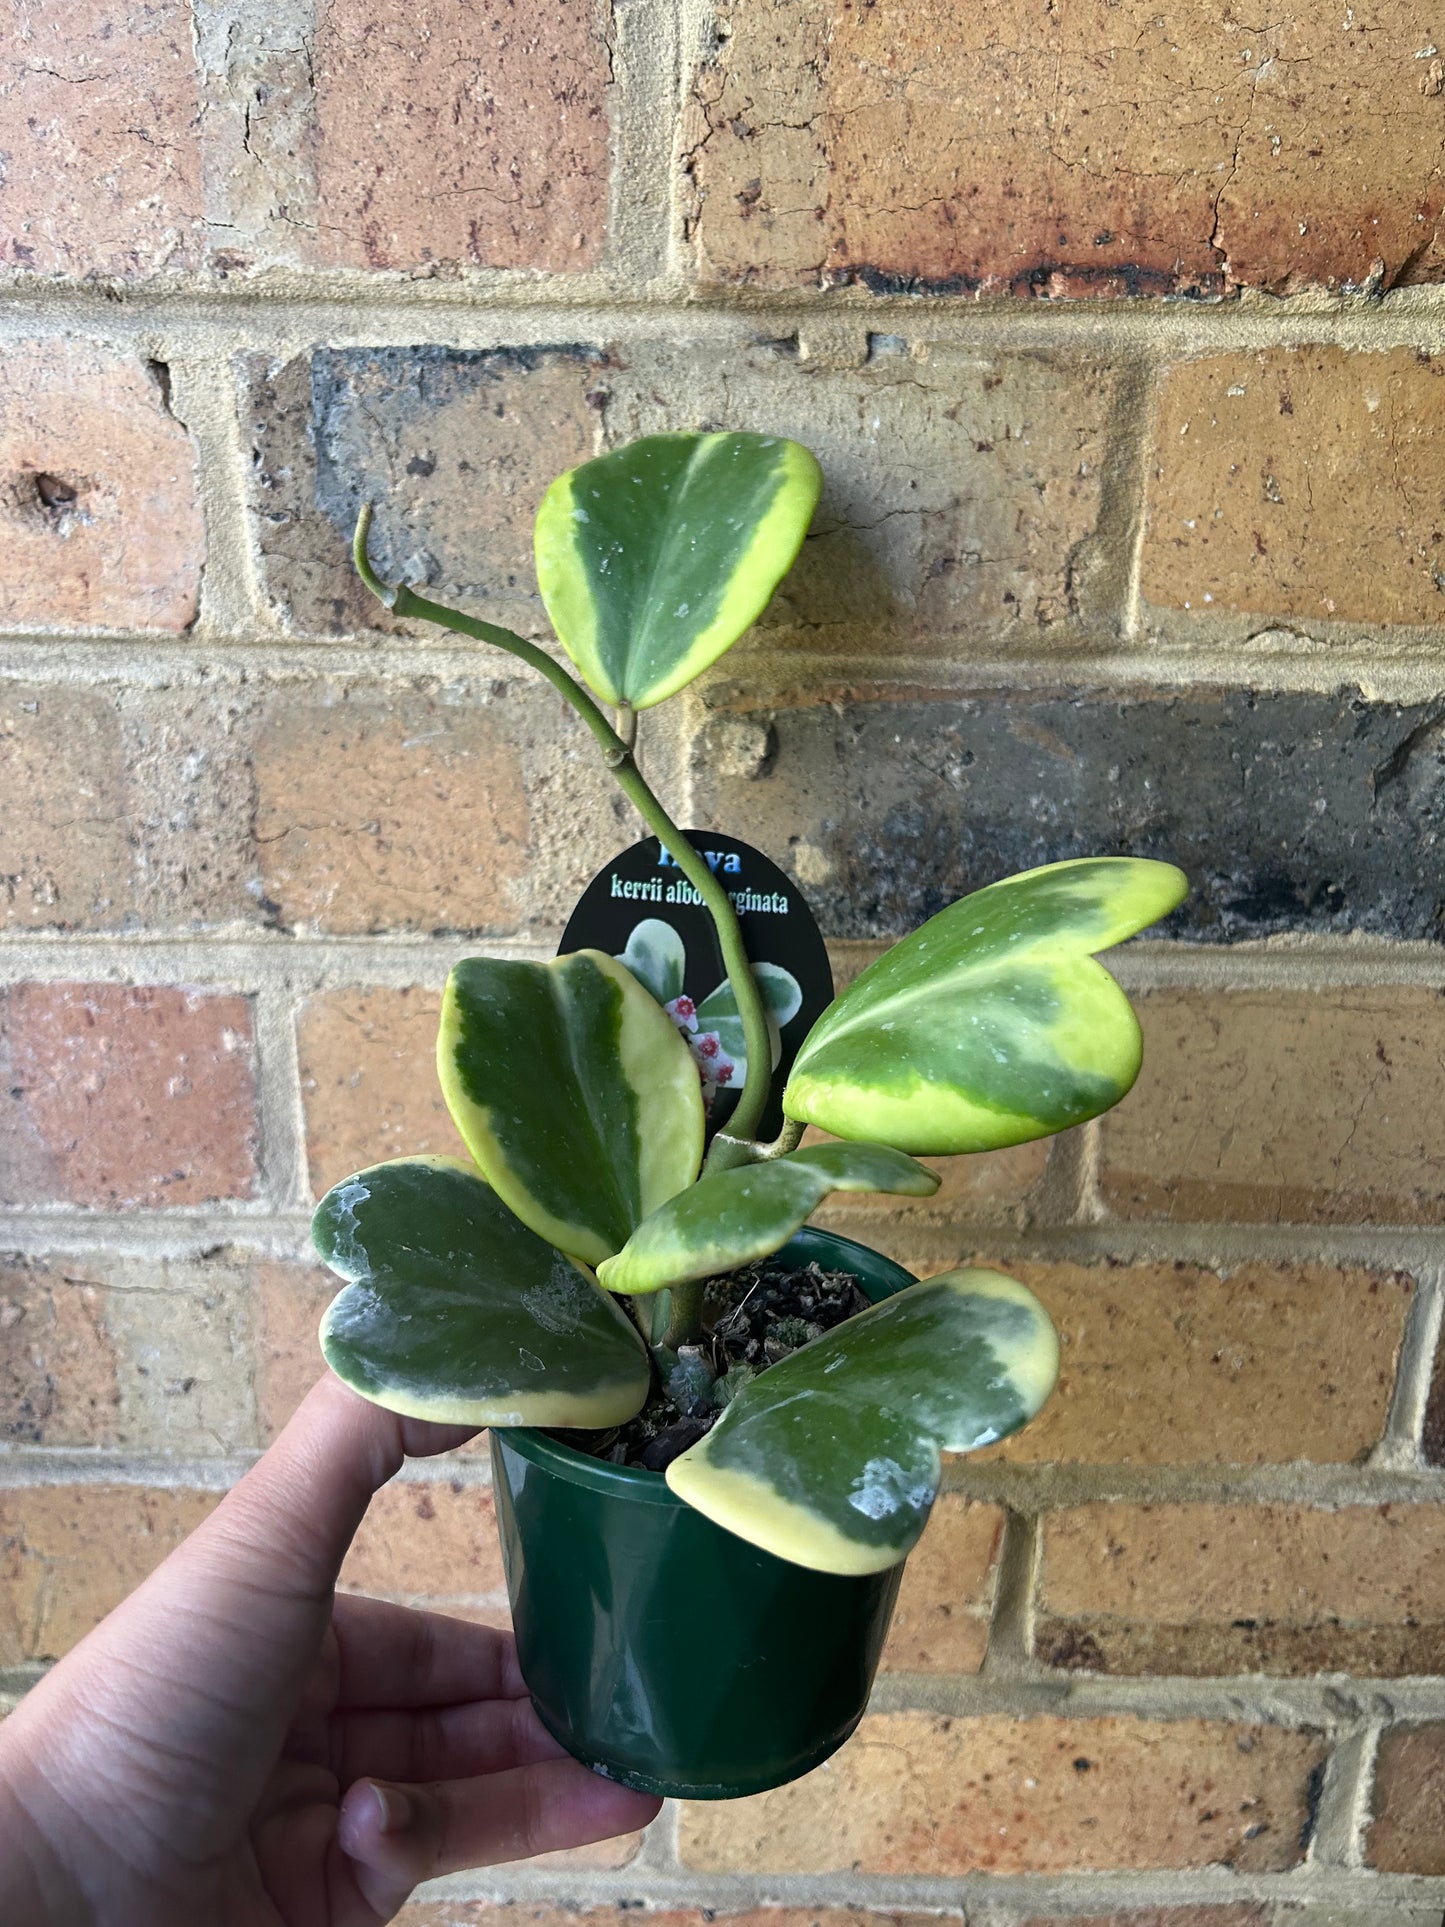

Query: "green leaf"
left=695, top=962, right=802, bottom=1071
left=315, top=1156, right=651, bottom=1428
left=783, top=857, right=1188, bottom=1155
left=534, top=432, right=823, bottom=710
left=667, top=1269, right=1058, bottom=1573
left=438, top=949, right=705, bottom=1267
left=596, top=1141, right=939, bottom=1296
left=615, top=917, right=687, bottom=1005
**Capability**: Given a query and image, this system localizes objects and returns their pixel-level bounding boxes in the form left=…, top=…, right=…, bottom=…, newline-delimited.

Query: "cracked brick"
left=686, top=0, right=1445, bottom=295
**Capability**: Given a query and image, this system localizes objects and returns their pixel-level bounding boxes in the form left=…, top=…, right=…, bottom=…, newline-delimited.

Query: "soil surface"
left=551, top=1259, right=869, bottom=1472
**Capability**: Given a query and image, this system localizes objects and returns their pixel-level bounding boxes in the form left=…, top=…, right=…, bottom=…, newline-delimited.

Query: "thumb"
left=338, top=1767, right=662, bottom=1919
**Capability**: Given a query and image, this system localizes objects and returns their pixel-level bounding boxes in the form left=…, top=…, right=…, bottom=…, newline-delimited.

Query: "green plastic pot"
left=489, top=1227, right=913, bottom=1800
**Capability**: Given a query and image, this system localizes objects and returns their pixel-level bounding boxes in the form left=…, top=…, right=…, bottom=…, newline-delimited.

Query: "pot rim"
left=495, top=1224, right=915, bottom=1506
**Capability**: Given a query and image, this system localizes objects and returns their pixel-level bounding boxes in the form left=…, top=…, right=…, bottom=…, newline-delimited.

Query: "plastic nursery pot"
left=489, top=1226, right=912, bottom=1801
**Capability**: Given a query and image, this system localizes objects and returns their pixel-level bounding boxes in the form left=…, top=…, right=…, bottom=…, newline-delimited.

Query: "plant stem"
left=662, top=1279, right=707, bottom=1351
left=353, top=507, right=775, bottom=1149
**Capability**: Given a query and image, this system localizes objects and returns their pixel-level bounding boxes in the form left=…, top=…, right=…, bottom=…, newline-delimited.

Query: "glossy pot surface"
left=490, top=1227, right=912, bottom=1799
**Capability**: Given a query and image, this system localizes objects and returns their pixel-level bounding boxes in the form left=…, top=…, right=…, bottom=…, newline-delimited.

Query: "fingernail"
left=369, top=1781, right=412, bottom=1835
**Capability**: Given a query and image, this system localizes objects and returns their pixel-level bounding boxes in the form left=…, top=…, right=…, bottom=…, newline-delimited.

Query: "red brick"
left=1099, top=989, right=1445, bottom=1224
left=686, top=0, right=1445, bottom=295
left=0, top=2, right=202, bottom=276
left=971, top=1261, right=1410, bottom=1467
left=342, top=1481, right=506, bottom=1602
left=1368, top=1722, right=1445, bottom=1872
left=1142, top=349, right=1445, bottom=627
left=0, top=1484, right=219, bottom=1663
left=881, top=1496, right=1003, bottom=1672
left=679, top=1711, right=1323, bottom=1872
left=313, top=0, right=610, bottom=272
left=0, top=984, right=258, bottom=1209
left=0, top=345, right=202, bottom=631
left=1037, top=1503, right=1445, bottom=1676
left=296, top=989, right=462, bottom=1196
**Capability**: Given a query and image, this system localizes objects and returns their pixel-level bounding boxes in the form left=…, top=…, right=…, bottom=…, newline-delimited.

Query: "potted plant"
left=312, top=431, right=1185, bottom=1799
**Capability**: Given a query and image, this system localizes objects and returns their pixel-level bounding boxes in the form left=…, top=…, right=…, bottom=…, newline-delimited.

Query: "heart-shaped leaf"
left=667, top=1269, right=1058, bottom=1573
left=615, top=917, right=686, bottom=1005
left=438, top=949, right=705, bottom=1267
left=534, top=431, right=823, bottom=710
left=315, top=1157, right=651, bottom=1427
left=596, top=1142, right=938, bottom=1297
left=783, top=857, right=1187, bottom=1154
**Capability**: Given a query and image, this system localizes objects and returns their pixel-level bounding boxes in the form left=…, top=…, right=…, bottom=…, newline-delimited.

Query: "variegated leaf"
left=534, top=431, right=823, bottom=710
left=596, top=1141, right=938, bottom=1296
left=667, top=1269, right=1058, bottom=1573
left=438, top=949, right=704, bottom=1267
left=783, top=857, right=1187, bottom=1155
left=315, top=1157, right=651, bottom=1428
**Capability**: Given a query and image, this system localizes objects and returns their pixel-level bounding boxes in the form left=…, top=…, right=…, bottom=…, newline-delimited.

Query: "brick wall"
left=3, top=3, right=1445, bottom=1922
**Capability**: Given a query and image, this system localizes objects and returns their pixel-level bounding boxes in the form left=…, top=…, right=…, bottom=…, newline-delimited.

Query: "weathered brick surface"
left=1142, top=349, right=1445, bottom=628
left=686, top=0, right=1445, bottom=295
left=881, top=1495, right=1003, bottom=1673
left=0, top=985, right=258, bottom=1209
left=1, top=1251, right=257, bottom=1453
left=243, top=347, right=603, bottom=638
left=312, top=0, right=610, bottom=272
left=0, top=1485, right=220, bottom=1663
left=0, top=2, right=202, bottom=276
left=970, top=1261, right=1409, bottom=1467
left=297, top=988, right=461, bottom=1194
left=0, top=345, right=202, bottom=631
left=1017, top=1912, right=1269, bottom=1927
left=678, top=1711, right=1323, bottom=1872
left=605, top=339, right=1116, bottom=649
left=1037, top=1502, right=1445, bottom=1676
left=341, top=1480, right=505, bottom=1601
left=0, top=685, right=133, bottom=929
left=397, top=1913, right=938, bottom=1927
left=1367, top=1723, right=1445, bottom=1873
left=1101, top=989, right=1445, bottom=1225
left=695, top=688, right=1445, bottom=942
left=256, top=1259, right=342, bottom=1443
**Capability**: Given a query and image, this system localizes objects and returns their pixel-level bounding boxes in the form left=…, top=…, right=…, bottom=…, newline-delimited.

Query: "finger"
left=332, top=1595, right=526, bottom=1709
left=333, top=1694, right=567, bottom=1786
left=337, top=1758, right=662, bottom=1917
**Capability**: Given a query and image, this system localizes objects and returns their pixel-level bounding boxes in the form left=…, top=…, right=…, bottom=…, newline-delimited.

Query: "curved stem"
left=353, top=509, right=775, bottom=1149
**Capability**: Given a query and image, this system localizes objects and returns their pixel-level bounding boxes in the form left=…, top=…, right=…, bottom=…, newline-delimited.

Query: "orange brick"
left=1098, top=989, right=1445, bottom=1225
left=1367, top=1722, right=1445, bottom=1873
left=687, top=0, right=1445, bottom=295
left=253, top=692, right=530, bottom=936
left=972, top=1261, right=1410, bottom=1467
left=312, top=0, right=609, bottom=272
left=0, top=1254, right=119, bottom=1446
left=882, top=1496, right=1003, bottom=1673
left=342, top=1481, right=505, bottom=1601
left=0, top=1485, right=219, bottom=1663
left=2, top=1251, right=258, bottom=1454
left=1142, top=349, right=1445, bottom=627
left=0, top=2, right=202, bottom=276
left=1038, top=1502, right=1445, bottom=1676
left=679, top=1711, right=1323, bottom=1873
left=0, top=345, right=202, bottom=631
left=296, top=989, right=462, bottom=1196
left=0, top=985, right=258, bottom=1209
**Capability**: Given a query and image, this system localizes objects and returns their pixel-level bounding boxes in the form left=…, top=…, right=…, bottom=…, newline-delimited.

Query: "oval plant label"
left=560, top=831, right=833, bottom=1143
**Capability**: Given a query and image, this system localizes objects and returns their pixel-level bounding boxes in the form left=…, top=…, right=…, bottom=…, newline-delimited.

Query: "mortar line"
left=160, top=351, right=268, bottom=637
left=606, top=0, right=685, bottom=292
left=0, top=1448, right=494, bottom=1490
left=1081, top=344, right=1155, bottom=649
left=1305, top=1722, right=1374, bottom=1869
left=1375, top=1269, right=1445, bottom=1469
left=251, top=981, right=312, bottom=1214
left=978, top=1510, right=1041, bottom=1677
left=1341, top=1720, right=1384, bottom=1872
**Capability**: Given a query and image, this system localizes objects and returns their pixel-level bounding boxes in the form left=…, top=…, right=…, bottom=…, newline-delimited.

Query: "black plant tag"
left=559, top=831, right=833, bottom=1143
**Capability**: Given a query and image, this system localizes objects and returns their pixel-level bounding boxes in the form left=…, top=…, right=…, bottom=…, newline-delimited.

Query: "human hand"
left=0, top=1374, right=660, bottom=1925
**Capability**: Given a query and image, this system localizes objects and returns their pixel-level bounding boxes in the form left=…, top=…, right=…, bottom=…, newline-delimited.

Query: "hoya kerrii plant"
left=313, top=430, right=1186, bottom=1579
